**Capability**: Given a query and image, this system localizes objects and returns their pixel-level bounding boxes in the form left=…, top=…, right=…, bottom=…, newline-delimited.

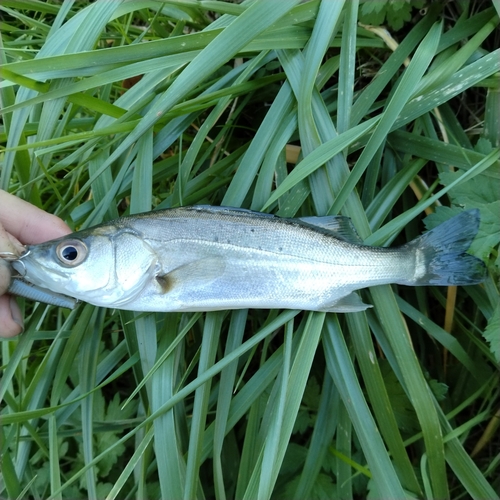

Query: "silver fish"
left=12, top=207, right=485, bottom=312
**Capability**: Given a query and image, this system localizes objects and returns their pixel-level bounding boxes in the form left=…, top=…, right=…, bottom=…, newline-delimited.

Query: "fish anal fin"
left=321, top=292, right=372, bottom=312
left=298, top=216, right=363, bottom=244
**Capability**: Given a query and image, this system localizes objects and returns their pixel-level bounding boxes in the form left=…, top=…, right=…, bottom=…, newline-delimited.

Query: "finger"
left=0, top=190, right=71, bottom=244
left=0, top=259, right=13, bottom=296
left=0, top=223, right=24, bottom=337
left=0, top=295, right=23, bottom=338
left=0, top=222, right=25, bottom=256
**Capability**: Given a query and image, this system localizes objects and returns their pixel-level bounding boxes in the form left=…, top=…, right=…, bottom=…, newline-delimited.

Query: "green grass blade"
left=79, top=308, right=104, bottom=500
left=296, top=0, right=345, bottom=213
left=324, top=316, right=407, bottom=497
left=347, top=312, right=422, bottom=495
left=262, top=117, right=377, bottom=211
left=105, top=428, right=155, bottom=500
left=184, top=312, right=223, bottom=499
left=213, top=310, right=247, bottom=500
left=336, top=0, right=358, bottom=135
left=293, top=374, right=339, bottom=500
left=152, top=318, right=187, bottom=500
left=329, top=22, right=442, bottom=218
left=371, top=286, right=449, bottom=499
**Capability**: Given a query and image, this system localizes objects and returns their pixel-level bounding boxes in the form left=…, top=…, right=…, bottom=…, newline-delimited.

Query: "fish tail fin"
left=401, top=209, right=486, bottom=286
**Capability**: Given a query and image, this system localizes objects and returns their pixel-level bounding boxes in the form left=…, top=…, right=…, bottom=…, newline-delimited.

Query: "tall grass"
left=1, top=1, right=499, bottom=498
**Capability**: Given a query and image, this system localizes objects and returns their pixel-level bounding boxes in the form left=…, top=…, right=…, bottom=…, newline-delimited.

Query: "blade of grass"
left=336, top=0, right=358, bottom=135
left=184, top=312, right=223, bottom=500
left=256, top=321, right=292, bottom=499
left=223, top=81, right=295, bottom=207
left=105, top=427, right=155, bottom=500
left=296, top=0, right=345, bottom=214
left=261, top=117, right=378, bottom=211
left=324, top=315, right=407, bottom=497
left=80, top=0, right=303, bottom=199
left=79, top=308, right=105, bottom=500
left=293, top=373, right=339, bottom=500
left=47, top=310, right=300, bottom=499
left=366, top=148, right=500, bottom=246
left=347, top=312, right=423, bottom=495
left=329, top=22, right=443, bottom=218
left=243, top=312, right=326, bottom=499
left=350, top=4, right=440, bottom=127
left=371, top=285, right=449, bottom=499
left=335, top=399, right=353, bottom=498
left=152, top=315, right=187, bottom=500
left=213, top=310, right=247, bottom=500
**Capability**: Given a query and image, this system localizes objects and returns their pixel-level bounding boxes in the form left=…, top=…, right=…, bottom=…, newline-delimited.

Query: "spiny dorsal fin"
left=189, top=206, right=363, bottom=243
left=189, top=205, right=275, bottom=219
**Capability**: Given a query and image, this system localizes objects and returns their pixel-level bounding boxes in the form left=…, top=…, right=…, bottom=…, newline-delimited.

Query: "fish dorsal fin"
left=189, top=206, right=363, bottom=243
left=298, top=216, right=363, bottom=244
left=189, top=205, right=275, bottom=219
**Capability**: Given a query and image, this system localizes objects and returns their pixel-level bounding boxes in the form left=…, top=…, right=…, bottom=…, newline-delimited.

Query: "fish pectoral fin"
left=155, top=257, right=225, bottom=294
left=320, top=292, right=372, bottom=312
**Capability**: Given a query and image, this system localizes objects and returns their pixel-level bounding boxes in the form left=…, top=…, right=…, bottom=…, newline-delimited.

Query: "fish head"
left=13, top=225, right=158, bottom=308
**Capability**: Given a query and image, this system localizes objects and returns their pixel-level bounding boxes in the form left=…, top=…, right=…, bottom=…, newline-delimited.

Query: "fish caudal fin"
left=402, top=209, right=486, bottom=286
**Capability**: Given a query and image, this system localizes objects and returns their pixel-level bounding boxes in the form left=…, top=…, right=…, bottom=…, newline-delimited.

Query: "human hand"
left=0, top=190, right=72, bottom=338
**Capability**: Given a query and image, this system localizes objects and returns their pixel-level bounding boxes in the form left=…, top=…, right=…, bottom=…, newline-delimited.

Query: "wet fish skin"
left=12, top=207, right=486, bottom=312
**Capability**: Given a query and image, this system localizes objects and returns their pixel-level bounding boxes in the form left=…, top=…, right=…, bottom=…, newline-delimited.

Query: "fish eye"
left=55, top=240, right=88, bottom=266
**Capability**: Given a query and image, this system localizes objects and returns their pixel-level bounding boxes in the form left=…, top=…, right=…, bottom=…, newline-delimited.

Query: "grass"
left=1, top=1, right=499, bottom=498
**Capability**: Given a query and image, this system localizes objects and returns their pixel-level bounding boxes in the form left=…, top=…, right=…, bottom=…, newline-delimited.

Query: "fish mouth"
left=11, top=248, right=68, bottom=286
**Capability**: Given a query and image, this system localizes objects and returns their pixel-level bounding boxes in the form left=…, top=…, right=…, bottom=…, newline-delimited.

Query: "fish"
left=11, top=206, right=486, bottom=313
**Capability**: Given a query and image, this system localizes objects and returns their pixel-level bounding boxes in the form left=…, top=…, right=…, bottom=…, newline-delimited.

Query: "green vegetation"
left=1, top=1, right=499, bottom=498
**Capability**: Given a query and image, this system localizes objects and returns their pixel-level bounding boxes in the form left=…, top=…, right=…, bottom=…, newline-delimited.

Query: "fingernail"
left=10, top=296, right=24, bottom=333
